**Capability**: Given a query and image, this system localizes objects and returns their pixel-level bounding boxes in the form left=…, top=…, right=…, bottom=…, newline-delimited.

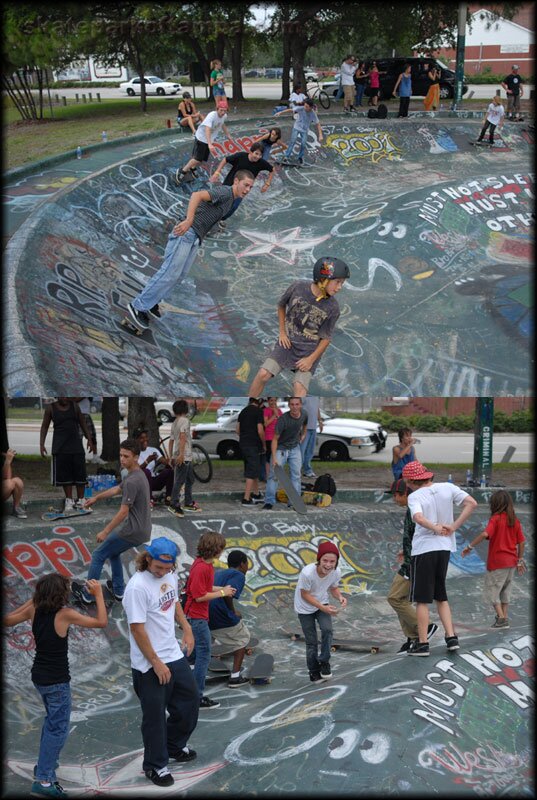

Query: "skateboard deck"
left=282, top=629, right=389, bottom=654
left=274, top=465, right=307, bottom=514
left=211, top=636, right=258, bottom=658
left=120, top=315, right=149, bottom=338
left=469, top=140, right=494, bottom=147
left=274, top=159, right=304, bottom=167
left=70, top=580, right=115, bottom=610
left=276, top=489, right=332, bottom=507
left=247, top=653, right=274, bottom=684
left=41, top=507, right=92, bottom=521
left=208, top=658, right=231, bottom=673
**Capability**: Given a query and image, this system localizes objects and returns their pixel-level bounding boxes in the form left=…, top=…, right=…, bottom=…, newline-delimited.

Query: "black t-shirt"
left=223, top=152, right=273, bottom=186
left=504, top=74, right=523, bottom=95
left=238, top=404, right=264, bottom=448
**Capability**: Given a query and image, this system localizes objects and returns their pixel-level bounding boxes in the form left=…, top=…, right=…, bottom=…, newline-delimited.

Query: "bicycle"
left=159, top=435, right=213, bottom=484
left=306, top=79, right=331, bottom=110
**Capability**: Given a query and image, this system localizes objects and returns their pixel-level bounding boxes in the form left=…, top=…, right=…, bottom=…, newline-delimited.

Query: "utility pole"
left=451, top=1, right=468, bottom=111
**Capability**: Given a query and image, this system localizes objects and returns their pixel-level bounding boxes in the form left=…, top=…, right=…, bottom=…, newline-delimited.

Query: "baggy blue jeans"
left=132, top=228, right=200, bottom=312
left=300, top=430, right=317, bottom=474
left=33, top=681, right=71, bottom=783
left=187, top=617, right=212, bottom=699
left=264, top=446, right=302, bottom=505
left=298, top=610, right=333, bottom=673
left=82, top=533, right=134, bottom=601
left=284, top=128, right=308, bottom=161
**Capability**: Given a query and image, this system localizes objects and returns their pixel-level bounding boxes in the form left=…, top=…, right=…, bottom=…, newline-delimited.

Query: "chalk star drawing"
left=237, top=227, right=330, bottom=265
left=8, top=752, right=226, bottom=795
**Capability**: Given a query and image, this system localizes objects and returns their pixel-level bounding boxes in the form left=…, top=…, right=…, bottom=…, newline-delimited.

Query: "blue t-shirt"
left=208, top=568, right=245, bottom=629
left=293, top=107, right=319, bottom=133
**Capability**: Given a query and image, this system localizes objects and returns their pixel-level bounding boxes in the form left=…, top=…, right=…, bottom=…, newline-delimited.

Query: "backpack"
left=367, top=108, right=378, bottom=118
left=376, top=103, right=388, bottom=118
left=313, top=473, right=337, bottom=497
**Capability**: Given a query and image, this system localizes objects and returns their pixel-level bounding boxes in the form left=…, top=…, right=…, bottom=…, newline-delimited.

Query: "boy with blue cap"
left=123, top=536, right=199, bottom=787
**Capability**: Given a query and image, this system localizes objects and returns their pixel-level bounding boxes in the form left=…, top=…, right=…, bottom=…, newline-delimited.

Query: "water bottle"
left=466, top=468, right=472, bottom=485
left=447, top=474, right=453, bottom=483
left=84, top=481, right=92, bottom=499
left=233, top=104, right=237, bottom=114
left=76, top=146, right=82, bottom=159
left=480, top=473, right=487, bottom=488
left=101, top=130, right=107, bottom=143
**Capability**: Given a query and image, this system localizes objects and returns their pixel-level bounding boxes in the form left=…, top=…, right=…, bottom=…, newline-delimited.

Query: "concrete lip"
left=3, top=498, right=532, bottom=795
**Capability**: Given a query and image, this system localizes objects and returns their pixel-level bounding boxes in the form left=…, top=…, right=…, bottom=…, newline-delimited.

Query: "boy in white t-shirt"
left=476, top=95, right=505, bottom=145
left=289, top=84, right=306, bottom=119
left=176, top=101, right=232, bottom=184
left=402, top=460, right=478, bottom=657
left=294, top=541, right=347, bottom=683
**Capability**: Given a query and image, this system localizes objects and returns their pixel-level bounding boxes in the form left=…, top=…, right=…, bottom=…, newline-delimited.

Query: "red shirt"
left=485, top=512, right=525, bottom=570
left=184, top=557, right=214, bottom=619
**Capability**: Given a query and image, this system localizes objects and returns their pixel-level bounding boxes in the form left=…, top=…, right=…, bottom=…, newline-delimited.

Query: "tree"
left=100, top=397, right=120, bottom=462
left=127, top=397, right=159, bottom=446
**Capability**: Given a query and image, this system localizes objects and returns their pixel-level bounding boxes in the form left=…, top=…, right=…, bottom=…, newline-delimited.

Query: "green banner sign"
left=473, top=397, right=494, bottom=485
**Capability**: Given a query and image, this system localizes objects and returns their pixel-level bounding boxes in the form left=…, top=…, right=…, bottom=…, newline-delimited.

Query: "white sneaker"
left=64, top=498, right=75, bottom=512
left=13, top=506, right=27, bottom=519
left=92, top=455, right=106, bottom=465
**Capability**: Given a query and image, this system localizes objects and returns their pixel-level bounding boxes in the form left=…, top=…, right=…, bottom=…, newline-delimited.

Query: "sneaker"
left=319, top=661, right=332, bottom=678
left=30, top=782, right=67, bottom=798
left=167, top=504, right=184, bottom=518
left=200, top=695, right=220, bottom=709
left=145, top=767, right=174, bottom=787
left=218, top=220, right=227, bottom=231
left=148, top=304, right=161, bottom=320
left=251, top=493, right=264, bottom=504
left=298, top=157, right=303, bottom=164
left=445, top=635, right=460, bottom=651
left=427, top=623, right=439, bottom=640
left=175, top=168, right=189, bottom=184
left=303, top=471, right=316, bottom=478
left=106, top=579, right=124, bottom=602
left=63, top=498, right=75, bottom=512
left=407, top=641, right=430, bottom=657
left=228, top=675, right=250, bottom=688
left=241, top=497, right=254, bottom=506
left=398, top=638, right=413, bottom=653
left=13, top=506, right=27, bottom=518
left=309, top=671, right=324, bottom=683
left=126, top=302, right=150, bottom=330
left=262, top=503, right=273, bottom=510
left=491, top=616, right=509, bottom=629
left=184, top=501, right=201, bottom=512
left=170, top=747, right=197, bottom=763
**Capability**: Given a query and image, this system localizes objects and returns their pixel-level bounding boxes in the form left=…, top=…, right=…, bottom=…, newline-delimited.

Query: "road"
left=43, top=82, right=533, bottom=102
left=6, top=424, right=532, bottom=463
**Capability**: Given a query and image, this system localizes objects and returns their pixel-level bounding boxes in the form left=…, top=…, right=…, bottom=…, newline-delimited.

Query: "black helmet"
left=313, top=257, right=350, bottom=282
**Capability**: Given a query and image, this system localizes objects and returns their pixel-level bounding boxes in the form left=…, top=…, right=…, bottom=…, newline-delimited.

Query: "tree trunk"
left=100, top=397, right=120, bottom=462
left=0, top=396, right=9, bottom=453
left=229, top=15, right=245, bottom=102
left=127, top=397, right=159, bottom=446
left=281, top=7, right=292, bottom=102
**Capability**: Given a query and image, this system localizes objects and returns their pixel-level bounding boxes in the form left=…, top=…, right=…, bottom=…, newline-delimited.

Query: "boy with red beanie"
left=294, top=540, right=347, bottom=683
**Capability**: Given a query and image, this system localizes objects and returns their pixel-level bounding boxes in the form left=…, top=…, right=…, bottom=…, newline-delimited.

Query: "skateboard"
left=274, top=465, right=307, bottom=515
left=276, top=489, right=332, bottom=507
left=120, top=315, right=149, bottom=338
left=208, top=658, right=231, bottom=674
left=469, top=140, right=494, bottom=147
left=212, top=637, right=259, bottom=658
left=274, top=159, right=305, bottom=167
left=247, top=653, right=274, bottom=684
left=41, top=507, right=92, bottom=521
left=70, top=580, right=115, bottom=610
left=282, top=629, right=389, bottom=655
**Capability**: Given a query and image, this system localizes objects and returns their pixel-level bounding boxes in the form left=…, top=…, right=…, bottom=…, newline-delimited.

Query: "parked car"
left=216, top=397, right=291, bottom=420
left=192, top=414, right=387, bottom=461
left=265, top=68, right=284, bottom=80
left=323, top=58, right=467, bottom=100
left=245, top=70, right=261, bottom=78
left=290, top=68, right=319, bottom=82
left=117, top=398, right=175, bottom=423
left=119, top=76, right=182, bottom=96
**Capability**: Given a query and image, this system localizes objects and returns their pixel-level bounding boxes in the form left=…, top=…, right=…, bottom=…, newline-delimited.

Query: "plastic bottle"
left=466, top=468, right=472, bottom=485
left=101, top=131, right=107, bottom=143
left=76, top=146, right=82, bottom=159
left=480, top=473, right=487, bottom=488
left=447, top=474, right=453, bottom=483
left=84, top=481, right=92, bottom=499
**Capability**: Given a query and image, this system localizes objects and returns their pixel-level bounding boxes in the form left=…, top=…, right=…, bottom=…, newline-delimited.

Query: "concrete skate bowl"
left=4, top=117, right=533, bottom=397
left=3, top=494, right=533, bottom=796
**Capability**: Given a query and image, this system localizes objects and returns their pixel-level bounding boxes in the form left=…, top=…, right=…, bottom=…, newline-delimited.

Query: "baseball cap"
left=512, top=64, right=519, bottom=69
left=317, top=540, right=339, bottom=562
left=146, top=536, right=178, bottom=563
left=402, top=460, right=434, bottom=481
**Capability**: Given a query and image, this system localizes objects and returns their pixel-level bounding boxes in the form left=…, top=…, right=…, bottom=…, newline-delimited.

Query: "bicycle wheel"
left=191, top=443, right=213, bottom=483
left=318, top=90, right=330, bottom=110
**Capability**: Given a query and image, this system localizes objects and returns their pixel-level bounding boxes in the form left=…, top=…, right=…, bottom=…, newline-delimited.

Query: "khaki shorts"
left=484, top=567, right=515, bottom=605
left=211, top=619, right=250, bottom=650
left=261, top=357, right=312, bottom=390
left=343, top=85, right=355, bottom=106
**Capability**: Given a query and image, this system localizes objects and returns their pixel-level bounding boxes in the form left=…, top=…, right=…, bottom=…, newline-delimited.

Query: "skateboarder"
left=126, top=170, right=254, bottom=329
left=122, top=537, right=198, bottom=787
left=262, top=397, right=307, bottom=510
left=387, top=478, right=438, bottom=652
left=209, top=550, right=251, bottom=687
left=402, top=460, right=478, bottom=656
left=4, top=573, right=108, bottom=797
left=253, top=127, right=287, bottom=161
left=248, top=257, right=350, bottom=398
left=276, top=97, right=323, bottom=164
left=209, top=142, right=274, bottom=229
left=175, top=100, right=230, bottom=183
left=475, top=95, right=505, bottom=145
left=79, top=438, right=152, bottom=603
left=39, top=398, right=96, bottom=513
left=294, top=540, right=347, bottom=683
left=461, top=489, right=525, bottom=628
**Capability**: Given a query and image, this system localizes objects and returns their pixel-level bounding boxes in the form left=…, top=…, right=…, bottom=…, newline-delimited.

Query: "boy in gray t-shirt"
left=294, top=541, right=347, bottom=683
left=248, top=256, right=350, bottom=398
left=80, top=438, right=151, bottom=603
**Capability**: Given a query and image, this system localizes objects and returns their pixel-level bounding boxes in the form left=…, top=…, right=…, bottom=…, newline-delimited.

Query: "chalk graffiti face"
left=317, top=554, right=338, bottom=575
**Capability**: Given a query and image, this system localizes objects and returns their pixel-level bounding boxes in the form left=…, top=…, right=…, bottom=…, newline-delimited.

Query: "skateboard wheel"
left=245, top=647, right=254, bottom=655
left=330, top=645, right=337, bottom=653
left=371, top=647, right=380, bottom=654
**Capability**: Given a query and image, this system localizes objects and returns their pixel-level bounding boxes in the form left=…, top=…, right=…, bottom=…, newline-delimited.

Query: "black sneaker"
left=145, top=767, right=174, bottom=786
left=398, top=638, right=413, bottom=653
left=228, top=675, right=249, bottom=688
left=319, top=661, right=332, bottom=678
left=309, top=671, right=324, bottom=683
left=241, top=498, right=254, bottom=506
left=106, top=579, right=124, bottom=602
left=251, top=493, right=264, bottom=504
left=167, top=504, right=184, bottom=518
left=407, top=641, right=430, bottom=657
left=175, top=168, right=189, bottom=184
left=199, top=695, right=220, bottom=709
left=170, top=747, right=197, bottom=763
left=262, top=503, right=273, bottom=510
left=127, top=302, right=150, bottom=330
left=427, top=623, right=439, bottom=640
left=148, top=304, right=161, bottom=320
left=445, top=635, right=460, bottom=651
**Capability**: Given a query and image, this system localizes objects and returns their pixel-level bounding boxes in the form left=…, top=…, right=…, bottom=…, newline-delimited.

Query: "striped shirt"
left=191, top=185, right=234, bottom=240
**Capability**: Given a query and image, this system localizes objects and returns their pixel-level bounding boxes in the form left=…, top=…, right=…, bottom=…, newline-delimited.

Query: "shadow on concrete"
left=3, top=494, right=533, bottom=796
left=3, top=118, right=533, bottom=397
